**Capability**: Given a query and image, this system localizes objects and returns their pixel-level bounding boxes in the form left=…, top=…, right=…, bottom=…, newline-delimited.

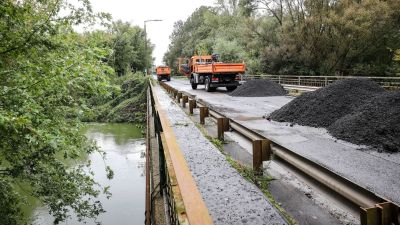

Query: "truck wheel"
left=204, top=78, right=216, bottom=92
left=167, top=77, right=171, bottom=81
left=190, top=77, right=197, bottom=89
left=226, top=86, right=237, bottom=91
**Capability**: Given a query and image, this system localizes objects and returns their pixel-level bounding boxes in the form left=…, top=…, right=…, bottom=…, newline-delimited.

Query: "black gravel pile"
left=229, top=79, right=287, bottom=97
left=269, top=78, right=385, bottom=127
left=328, top=91, right=400, bottom=153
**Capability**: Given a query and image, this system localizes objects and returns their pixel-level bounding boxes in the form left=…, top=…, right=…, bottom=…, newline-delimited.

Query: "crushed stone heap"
left=229, top=79, right=287, bottom=97
left=269, top=78, right=385, bottom=127
left=328, top=91, right=400, bottom=153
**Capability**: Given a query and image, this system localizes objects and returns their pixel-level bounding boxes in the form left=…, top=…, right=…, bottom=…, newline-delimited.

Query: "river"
left=32, top=123, right=145, bottom=225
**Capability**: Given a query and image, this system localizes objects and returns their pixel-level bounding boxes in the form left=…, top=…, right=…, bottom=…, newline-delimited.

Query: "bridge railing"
left=243, top=74, right=400, bottom=90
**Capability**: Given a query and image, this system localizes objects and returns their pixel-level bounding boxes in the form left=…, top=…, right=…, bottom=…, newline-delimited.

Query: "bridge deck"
left=152, top=84, right=287, bottom=225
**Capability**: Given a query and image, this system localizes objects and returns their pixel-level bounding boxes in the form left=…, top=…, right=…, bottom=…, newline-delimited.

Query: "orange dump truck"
left=156, top=66, right=171, bottom=81
left=179, top=54, right=245, bottom=92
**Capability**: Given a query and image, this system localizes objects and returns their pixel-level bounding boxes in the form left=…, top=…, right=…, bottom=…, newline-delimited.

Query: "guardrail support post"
left=223, top=118, right=229, bottom=132
left=262, top=139, right=272, bottom=161
left=252, top=140, right=263, bottom=173
left=361, top=202, right=399, bottom=225
left=217, top=118, right=224, bottom=140
left=182, top=96, right=188, bottom=108
left=200, top=107, right=208, bottom=125
left=173, top=91, right=177, bottom=99
left=361, top=207, right=379, bottom=225
left=189, top=99, right=196, bottom=114
left=177, top=92, right=182, bottom=103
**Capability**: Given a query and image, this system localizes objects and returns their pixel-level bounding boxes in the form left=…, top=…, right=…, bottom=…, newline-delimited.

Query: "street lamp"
left=144, top=19, right=162, bottom=75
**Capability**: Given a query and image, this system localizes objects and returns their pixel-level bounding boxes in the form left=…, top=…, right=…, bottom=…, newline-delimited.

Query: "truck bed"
left=194, top=63, right=245, bottom=74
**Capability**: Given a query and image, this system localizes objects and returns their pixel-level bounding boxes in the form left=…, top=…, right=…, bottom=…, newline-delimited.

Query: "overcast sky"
left=89, top=0, right=216, bottom=65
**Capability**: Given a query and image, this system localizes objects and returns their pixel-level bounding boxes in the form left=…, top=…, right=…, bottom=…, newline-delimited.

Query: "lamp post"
left=144, top=19, right=162, bottom=75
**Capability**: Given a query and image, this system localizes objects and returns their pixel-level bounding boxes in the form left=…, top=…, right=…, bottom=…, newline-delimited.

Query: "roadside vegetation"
left=164, top=0, right=400, bottom=76
left=0, top=0, right=150, bottom=224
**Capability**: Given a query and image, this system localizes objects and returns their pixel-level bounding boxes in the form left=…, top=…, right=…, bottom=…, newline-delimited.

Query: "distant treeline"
left=164, top=0, right=400, bottom=76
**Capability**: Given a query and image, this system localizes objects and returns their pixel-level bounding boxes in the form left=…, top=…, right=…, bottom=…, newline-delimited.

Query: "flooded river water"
left=33, top=123, right=145, bottom=225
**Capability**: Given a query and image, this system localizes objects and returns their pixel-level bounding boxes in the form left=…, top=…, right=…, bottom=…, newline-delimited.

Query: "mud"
left=229, top=79, right=287, bottom=97
left=269, top=78, right=385, bottom=127
left=328, top=91, right=400, bottom=153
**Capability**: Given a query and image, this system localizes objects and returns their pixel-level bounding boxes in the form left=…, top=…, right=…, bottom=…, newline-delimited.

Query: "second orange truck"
left=156, top=66, right=171, bottom=81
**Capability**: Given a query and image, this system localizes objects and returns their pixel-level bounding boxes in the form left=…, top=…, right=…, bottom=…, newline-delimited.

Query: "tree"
left=108, top=21, right=153, bottom=76
left=0, top=0, right=115, bottom=224
left=165, top=0, right=400, bottom=76
left=253, top=0, right=400, bottom=75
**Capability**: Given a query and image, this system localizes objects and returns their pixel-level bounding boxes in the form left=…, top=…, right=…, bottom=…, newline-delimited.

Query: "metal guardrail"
left=158, top=81, right=400, bottom=225
left=243, top=75, right=400, bottom=90
left=146, top=82, right=214, bottom=225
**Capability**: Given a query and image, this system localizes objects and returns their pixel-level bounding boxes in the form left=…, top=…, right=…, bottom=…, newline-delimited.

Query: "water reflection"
left=33, top=123, right=145, bottom=225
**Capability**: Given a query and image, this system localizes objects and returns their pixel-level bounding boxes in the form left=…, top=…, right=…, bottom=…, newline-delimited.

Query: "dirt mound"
left=269, top=78, right=385, bottom=127
left=229, top=79, right=287, bottom=97
left=328, top=91, right=400, bottom=152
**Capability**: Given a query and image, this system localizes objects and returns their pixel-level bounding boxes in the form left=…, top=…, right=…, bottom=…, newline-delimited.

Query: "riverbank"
left=31, top=123, right=145, bottom=224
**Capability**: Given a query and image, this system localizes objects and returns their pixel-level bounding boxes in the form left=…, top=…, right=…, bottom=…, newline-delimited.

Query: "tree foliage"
left=164, top=0, right=400, bottom=76
left=107, top=21, right=153, bottom=76
left=0, top=0, right=118, bottom=224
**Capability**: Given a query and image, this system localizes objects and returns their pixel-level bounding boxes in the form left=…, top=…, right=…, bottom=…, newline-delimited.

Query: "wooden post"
left=360, top=207, right=379, bottom=225
left=261, top=139, right=272, bottom=161
left=223, top=118, right=229, bottom=131
left=177, top=92, right=182, bottom=103
left=189, top=99, right=196, bottom=114
left=377, top=202, right=399, bottom=225
left=217, top=118, right=224, bottom=140
left=182, top=96, right=188, bottom=108
left=252, top=140, right=263, bottom=173
left=200, top=107, right=207, bottom=125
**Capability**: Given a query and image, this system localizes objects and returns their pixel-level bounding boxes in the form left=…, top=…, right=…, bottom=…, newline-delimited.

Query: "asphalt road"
left=165, top=77, right=400, bottom=206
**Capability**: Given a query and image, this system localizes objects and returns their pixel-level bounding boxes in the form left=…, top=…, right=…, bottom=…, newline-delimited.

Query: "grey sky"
left=89, top=0, right=216, bottom=65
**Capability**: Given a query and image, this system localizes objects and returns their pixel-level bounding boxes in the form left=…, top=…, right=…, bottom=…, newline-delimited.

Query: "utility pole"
left=144, top=19, right=162, bottom=75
